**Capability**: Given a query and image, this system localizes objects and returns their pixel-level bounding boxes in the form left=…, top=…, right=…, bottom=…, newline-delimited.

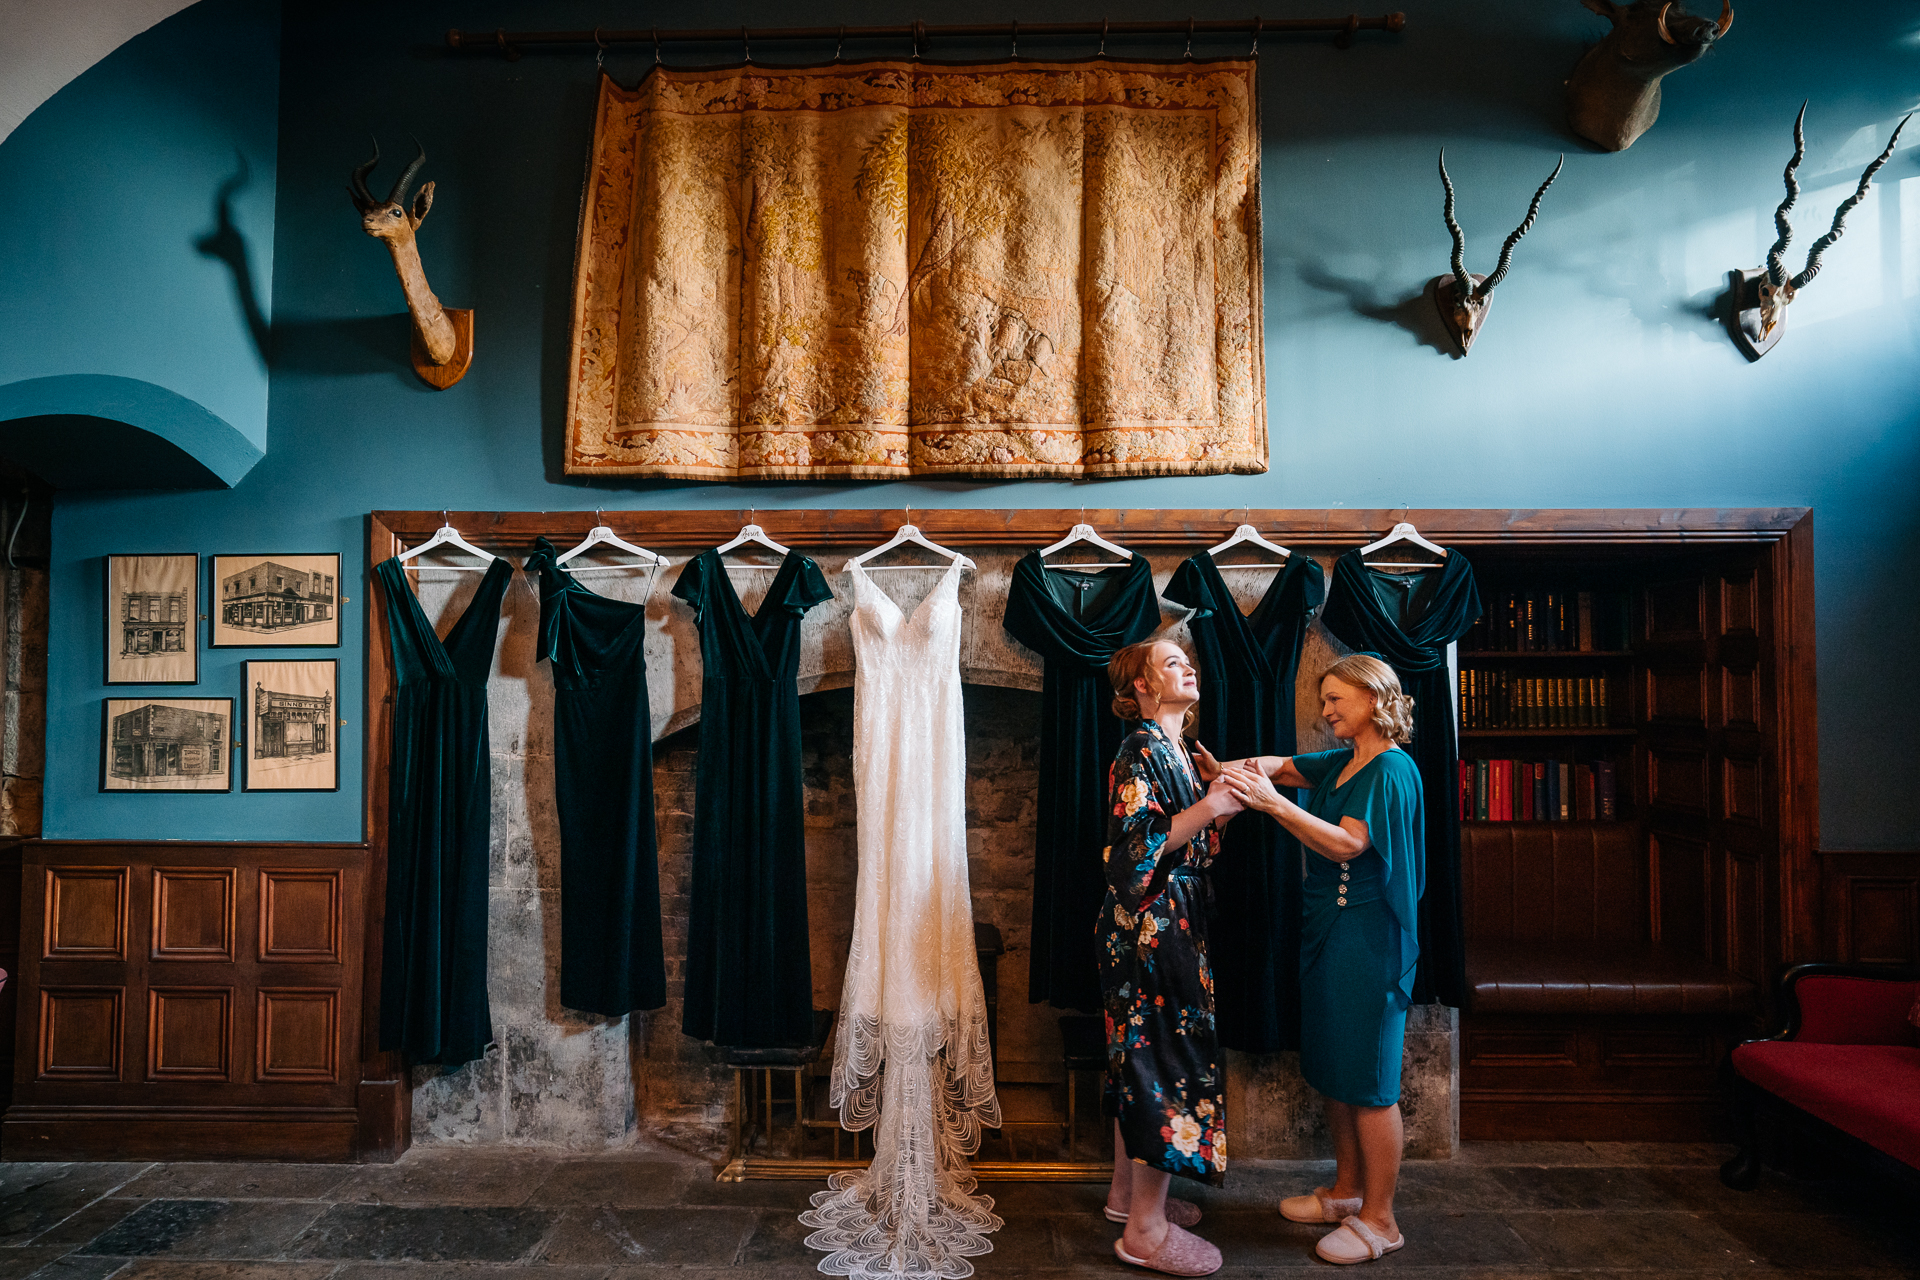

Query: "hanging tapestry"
left=564, top=59, right=1266, bottom=481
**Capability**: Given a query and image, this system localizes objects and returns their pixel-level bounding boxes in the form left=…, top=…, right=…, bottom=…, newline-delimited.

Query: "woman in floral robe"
left=1100, top=640, right=1245, bottom=1277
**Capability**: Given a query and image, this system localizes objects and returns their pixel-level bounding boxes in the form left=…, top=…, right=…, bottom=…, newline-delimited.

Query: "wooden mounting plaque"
left=411, top=308, right=473, bottom=390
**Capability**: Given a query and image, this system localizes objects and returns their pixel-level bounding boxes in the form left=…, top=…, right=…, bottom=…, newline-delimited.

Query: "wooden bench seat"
left=1469, top=940, right=1758, bottom=1016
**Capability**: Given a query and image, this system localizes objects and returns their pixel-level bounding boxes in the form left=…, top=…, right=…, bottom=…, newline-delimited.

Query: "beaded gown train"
left=800, top=561, right=1002, bottom=1279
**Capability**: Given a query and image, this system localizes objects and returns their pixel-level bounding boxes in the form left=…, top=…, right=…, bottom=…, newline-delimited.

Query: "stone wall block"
left=0, top=774, right=42, bottom=837
left=491, top=756, right=536, bottom=891
left=486, top=887, right=550, bottom=1024
left=505, top=1021, right=634, bottom=1148
left=412, top=1048, right=505, bottom=1144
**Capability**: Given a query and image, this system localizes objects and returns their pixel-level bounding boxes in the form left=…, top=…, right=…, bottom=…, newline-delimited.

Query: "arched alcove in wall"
left=0, top=374, right=263, bottom=490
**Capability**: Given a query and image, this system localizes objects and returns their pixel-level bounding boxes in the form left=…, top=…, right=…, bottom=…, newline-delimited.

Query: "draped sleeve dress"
left=1320, top=551, right=1480, bottom=1007
left=1290, top=746, right=1425, bottom=1107
left=373, top=555, right=513, bottom=1068
left=524, top=537, right=665, bottom=1018
left=1002, top=552, right=1161, bottom=1012
left=672, top=548, right=834, bottom=1048
left=1099, top=721, right=1227, bottom=1187
left=1164, top=552, right=1324, bottom=1053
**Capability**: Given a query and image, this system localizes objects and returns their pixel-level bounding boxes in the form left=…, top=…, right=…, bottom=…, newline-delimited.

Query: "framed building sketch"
left=105, top=553, right=197, bottom=684
left=101, top=698, right=233, bottom=792
left=210, top=553, right=341, bottom=648
left=243, top=660, right=338, bottom=792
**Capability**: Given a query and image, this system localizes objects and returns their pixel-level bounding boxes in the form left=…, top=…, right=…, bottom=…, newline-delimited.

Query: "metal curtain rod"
left=446, top=15, right=1407, bottom=58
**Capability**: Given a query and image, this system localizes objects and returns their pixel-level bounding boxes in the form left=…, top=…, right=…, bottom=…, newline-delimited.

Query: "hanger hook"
left=1250, top=16, right=1261, bottom=56
left=652, top=27, right=661, bottom=64
left=912, top=20, right=924, bottom=59
left=1184, top=17, right=1195, bottom=59
left=596, top=508, right=604, bottom=526
left=1011, top=18, right=1018, bottom=58
left=742, top=26, right=751, bottom=63
left=834, top=25, right=845, bottom=61
left=593, top=26, right=606, bottom=68
left=441, top=510, right=449, bottom=527
left=1099, top=18, right=1108, bottom=56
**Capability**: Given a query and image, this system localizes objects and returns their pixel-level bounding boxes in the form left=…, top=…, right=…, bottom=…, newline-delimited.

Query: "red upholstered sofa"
left=1721, top=964, right=1920, bottom=1190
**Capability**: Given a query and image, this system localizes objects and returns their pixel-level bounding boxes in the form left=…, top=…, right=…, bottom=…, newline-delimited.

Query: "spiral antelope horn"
left=348, top=136, right=380, bottom=212
left=1475, top=155, right=1563, bottom=299
left=1764, top=102, right=1807, bottom=289
left=387, top=136, right=428, bottom=206
left=1793, top=112, right=1912, bottom=290
left=1439, top=151, right=1469, bottom=295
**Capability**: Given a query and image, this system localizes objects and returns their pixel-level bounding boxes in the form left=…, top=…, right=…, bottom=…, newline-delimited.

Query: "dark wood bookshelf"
left=1460, top=727, right=1636, bottom=738
left=1461, top=818, right=1632, bottom=827
left=1459, top=650, right=1634, bottom=659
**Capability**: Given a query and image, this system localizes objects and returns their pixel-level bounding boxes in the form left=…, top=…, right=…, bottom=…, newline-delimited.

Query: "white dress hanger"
left=712, top=517, right=791, bottom=570
left=845, top=523, right=975, bottom=573
left=554, top=512, right=668, bottom=573
left=394, top=514, right=496, bottom=572
left=1206, top=522, right=1292, bottom=568
left=1360, top=520, right=1448, bottom=570
left=1038, top=519, right=1133, bottom=568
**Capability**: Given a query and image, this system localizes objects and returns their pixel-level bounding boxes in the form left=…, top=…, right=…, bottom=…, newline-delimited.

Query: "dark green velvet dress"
left=1002, top=550, right=1161, bottom=1012
left=1164, top=552, right=1325, bottom=1053
left=1319, top=551, right=1480, bottom=1009
left=673, top=548, right=834, bottom=1048
left=374, top=554, right=513, bottom=1067
left=524, top=537, right=665, bottom=1018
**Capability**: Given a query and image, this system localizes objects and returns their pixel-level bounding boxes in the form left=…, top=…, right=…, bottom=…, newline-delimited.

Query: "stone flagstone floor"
left=0, top=1141, right=1912, bottom=1279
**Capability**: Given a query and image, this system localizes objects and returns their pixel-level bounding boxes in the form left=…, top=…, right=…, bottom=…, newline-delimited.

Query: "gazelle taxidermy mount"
left=1723, top=103, right=1911, bottom=362
left=1567, top=0, right=1733, bottom=153
left=1430, top=151, right=1564, bottom=357
left=348, top=137, right=474, bottom=389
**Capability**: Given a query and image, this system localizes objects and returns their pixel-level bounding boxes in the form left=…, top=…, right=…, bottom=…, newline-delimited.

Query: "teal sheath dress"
left=1292, top=746, right=1425, bottom=1107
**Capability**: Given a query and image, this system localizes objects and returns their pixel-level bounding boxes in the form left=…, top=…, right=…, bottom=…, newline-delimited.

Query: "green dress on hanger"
left=525, top=537, right=665, bottom=1018
left=373, top=554, right=513, bottom=1067
left=673, top=547, right=834, bottom=1048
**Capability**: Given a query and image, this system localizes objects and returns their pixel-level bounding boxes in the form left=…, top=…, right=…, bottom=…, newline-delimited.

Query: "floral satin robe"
left=1098, top=720, right=1227, bottom=1185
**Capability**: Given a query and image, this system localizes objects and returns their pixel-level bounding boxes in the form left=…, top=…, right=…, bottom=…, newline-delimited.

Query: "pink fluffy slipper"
left=1113, top=1223, right=1223, bottom=1277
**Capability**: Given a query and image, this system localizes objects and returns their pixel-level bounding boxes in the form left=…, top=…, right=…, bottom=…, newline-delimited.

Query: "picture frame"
left=100, top=698, right=234, bottom=792
left=209, top=553, right=342, bottom=648
left=104, top=553, right=198, bottom=684
left=242, top=659, right=339, bottom=792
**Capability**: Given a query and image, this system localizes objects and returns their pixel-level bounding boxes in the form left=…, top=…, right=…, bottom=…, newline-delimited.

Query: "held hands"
left=1204, top=772, right=1247, bottom=823
left=1192, top=740, right=1223, bottom=782
left=1220, top=761, right=1287, bottom=818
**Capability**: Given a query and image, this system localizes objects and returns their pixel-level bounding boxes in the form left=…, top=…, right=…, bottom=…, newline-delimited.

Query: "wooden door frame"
left=362, top=506, right=1816, bottom=1155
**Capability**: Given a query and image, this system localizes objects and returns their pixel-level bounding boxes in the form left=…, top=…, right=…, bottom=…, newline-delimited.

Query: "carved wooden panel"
left=44, top=868, right=127, bottom=960
left=1846, top=878, right=1920, bottom=965
left=1723, top=757, right=1762, bottom=825
left=37, top=988, right=123, bottom=1080
left=1652, top=832, right=1709, bottom=955
left=1462, top=823, right=1645, bottom=945
left=1720, top=571, right=1758, bottom=636
left=257, top=989, right=339, bottom=1081
left=1646, top=666, right=1706, bottom=726
left=258, top=870, right=342, bottom=963
left=1648, top=749, right=1709, bottom=814
left=1602, top=1032, right=1714, bottom=1067
left=1646, top=580, right=1704, bottom=643
left=1722, top=666, right=1759, bottom=731
left=152, top=868, right=235, bottom=961
left=1727, top=852, right=1764, bottom=983
left=147, top=987, right=232, bottom=1081
left=1464, top=1029, right=1579, bottom=1068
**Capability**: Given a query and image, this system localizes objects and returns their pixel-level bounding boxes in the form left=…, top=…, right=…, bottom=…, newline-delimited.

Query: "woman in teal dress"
left=1217, top=653, right=1423, bottom=1266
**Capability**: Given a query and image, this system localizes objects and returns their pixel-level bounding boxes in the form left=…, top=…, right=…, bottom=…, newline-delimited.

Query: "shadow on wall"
left=194, top=151, right=271, bottom=367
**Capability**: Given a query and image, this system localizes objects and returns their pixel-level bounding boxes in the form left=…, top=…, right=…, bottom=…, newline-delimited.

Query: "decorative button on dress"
left=1099, top=721, right=1227, bottom=1187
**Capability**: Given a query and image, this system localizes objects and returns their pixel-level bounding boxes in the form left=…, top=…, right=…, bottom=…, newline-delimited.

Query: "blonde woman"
left=1218, top=654, right=1424, bottom=1265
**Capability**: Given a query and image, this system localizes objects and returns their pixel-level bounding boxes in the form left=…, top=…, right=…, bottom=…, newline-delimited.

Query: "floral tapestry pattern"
left=563, top=59, right=1266, bottom=481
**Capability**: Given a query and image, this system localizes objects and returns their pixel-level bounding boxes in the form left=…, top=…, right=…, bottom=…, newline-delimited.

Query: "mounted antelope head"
left=348, top=137, right=473, bottom=388
left=1567, top=0, right=1733, bottom=152
left=1724, top=103, right=1911, bottom=362
left=1429, top=151, right=1564, bottom=357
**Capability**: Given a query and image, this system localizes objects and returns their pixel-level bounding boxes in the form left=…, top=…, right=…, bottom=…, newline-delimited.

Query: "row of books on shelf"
left=1463, top=588, right=1631, bottom=652
left=1459, top=758, right=1618, bottom=822
left=1460, top=671, right=1614, bottom=729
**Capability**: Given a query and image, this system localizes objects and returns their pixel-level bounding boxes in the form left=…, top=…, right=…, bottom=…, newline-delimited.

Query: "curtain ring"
left=652, top=28, right=661, bottom=64
left=593, top=26, right=606, bottom=69
left=742, top=26, right=751, bottom=64
left=912, top=20, right=924, bottom=60
left=1250, top=16, right=1261, bottom=56
left=1011, top=18, right=1019, bottom=59
left=1099, top=18, right=1109, bottom=56
left=834, top=25, right=845, bottom=62
left=1184, top=17, right=1195, bottom=60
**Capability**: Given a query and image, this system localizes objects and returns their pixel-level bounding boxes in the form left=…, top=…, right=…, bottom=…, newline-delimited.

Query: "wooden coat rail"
left=444, top=15, right=1408, bottom=59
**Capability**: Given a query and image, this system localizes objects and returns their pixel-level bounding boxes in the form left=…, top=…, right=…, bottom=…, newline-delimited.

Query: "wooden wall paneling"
left=1819, top=851, right=1920, bottom=964
left=0, top=841, right=21, bottom=1112
left=1773, top=515, right=1820, bottom=962
left=152, top=868, right=235, bottom=961
left=356, top=514, right=408, bottom=1161
left=36, top=988, right=122, bottom=1079
left=260, top=869, right=342, bottom=963
left=43, top=867, right=127, bottom=959
left=147, top=986, right=231, bottom=1080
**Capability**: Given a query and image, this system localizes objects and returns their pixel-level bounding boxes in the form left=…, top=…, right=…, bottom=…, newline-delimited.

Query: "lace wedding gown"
left=800, top=561, right=1002, bottom=1278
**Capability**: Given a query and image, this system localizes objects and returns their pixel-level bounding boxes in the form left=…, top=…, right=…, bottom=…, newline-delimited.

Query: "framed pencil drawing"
left=210, top=553, right=341, bottom=648
left=243, top=659, right=338, bottom=792
left=100, top=697, right=233, bottom=792
left=105, top=553, right=197, bottom=684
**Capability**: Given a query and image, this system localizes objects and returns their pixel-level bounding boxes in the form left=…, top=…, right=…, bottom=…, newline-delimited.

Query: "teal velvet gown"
left=373, top=554, right=513, bottom=1067
left=673, top=548, right=834, bottom=1048
left=524, top=538, right=665, bottom=1018
left=1164, top=552, right=1324, bottom=1053
left=1320, top=551, right=1480, bottom=1007
left=1002, top=551, right=1161, bottom=1012
left=1291, top=746, right=1425, bottom=1106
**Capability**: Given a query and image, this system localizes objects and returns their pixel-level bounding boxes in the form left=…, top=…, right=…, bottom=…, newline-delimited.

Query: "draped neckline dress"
left=1318, top=550, right=1481, bottom=1008
left=1163, top=552, right=1325, bottom=1052
left=373, top=555, right=514, bottom=1067
left=672, top=547, right=835, bottom=1048
left=524, top=537, right=665, bottom=1017
left=802, top=560, right=1001, bottom=1279
left=1001, top=551, right=1162, bottom=1012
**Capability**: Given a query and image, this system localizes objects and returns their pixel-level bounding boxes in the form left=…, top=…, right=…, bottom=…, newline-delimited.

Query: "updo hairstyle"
left=1108, top=639, right=1198, bottom=733
left=1323, top=653, right=1415, bottom=744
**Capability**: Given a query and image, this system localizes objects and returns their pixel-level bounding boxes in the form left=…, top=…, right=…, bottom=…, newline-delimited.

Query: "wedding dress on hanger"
left=800, top=560, right=1002, bottom=1278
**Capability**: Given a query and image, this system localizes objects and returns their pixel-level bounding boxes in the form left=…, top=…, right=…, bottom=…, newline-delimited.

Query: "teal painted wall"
left=0, top=0, right=280, bottom=457
left=34, top=0, right=1920, bottom=847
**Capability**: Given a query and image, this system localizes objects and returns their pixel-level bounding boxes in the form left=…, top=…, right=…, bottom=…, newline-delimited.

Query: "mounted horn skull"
left=1430, top=151, right=1564, bottom=356
left=1724, top=103, right=1911, bottom=361
left=348, top=136, right=474, bottom=388
left=1567, top=0, right=1733, bottom=152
